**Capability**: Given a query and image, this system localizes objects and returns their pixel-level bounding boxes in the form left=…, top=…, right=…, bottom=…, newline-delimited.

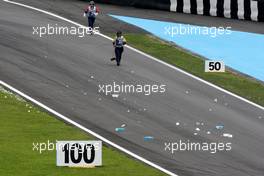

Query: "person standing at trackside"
left=111, top=31, right=127, bottom=66
left=84, top=1, right=99, bottom=31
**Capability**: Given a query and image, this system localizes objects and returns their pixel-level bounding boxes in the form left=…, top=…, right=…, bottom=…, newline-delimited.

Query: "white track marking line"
left=3, top=0, right=263, bottom=111
left=0, top=80, right=178, bottom=176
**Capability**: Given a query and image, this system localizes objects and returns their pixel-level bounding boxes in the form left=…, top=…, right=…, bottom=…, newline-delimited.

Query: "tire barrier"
left=94, top=0, right=264, bottom=21
left=170, top=0, right=264, bottom=21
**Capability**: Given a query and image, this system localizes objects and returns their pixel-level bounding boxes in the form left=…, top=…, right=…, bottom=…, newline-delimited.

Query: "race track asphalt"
left=0, top=1, right=264, bottom=176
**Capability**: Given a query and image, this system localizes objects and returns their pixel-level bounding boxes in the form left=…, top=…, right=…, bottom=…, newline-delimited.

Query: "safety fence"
left=94, top=0, right=264, bottom=21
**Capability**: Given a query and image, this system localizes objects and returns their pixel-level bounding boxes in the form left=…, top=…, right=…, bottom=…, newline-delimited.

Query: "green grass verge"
left=0, top=89, right=166, bottom=176
left=123, top=34, right=264, bottom=106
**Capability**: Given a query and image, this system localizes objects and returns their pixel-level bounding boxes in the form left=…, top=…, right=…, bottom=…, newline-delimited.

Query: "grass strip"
left=0, top=89, right=166, bottom=176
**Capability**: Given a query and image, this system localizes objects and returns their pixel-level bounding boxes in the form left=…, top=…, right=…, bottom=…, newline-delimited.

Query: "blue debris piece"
left=115, top=128, right=125, bottom=132
left=216, top=123, right=224, bottom=130
left=144, top=136, right=154, bottom=141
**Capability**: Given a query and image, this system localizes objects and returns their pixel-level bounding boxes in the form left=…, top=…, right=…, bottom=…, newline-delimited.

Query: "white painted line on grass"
left=3, top=0, right=263, bottom=111
left=0, top=80, right=178, bottom=176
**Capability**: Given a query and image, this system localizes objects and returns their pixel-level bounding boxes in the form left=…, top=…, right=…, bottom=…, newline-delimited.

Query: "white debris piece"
left=112, top=94, right=119, bottom=98
left=207, top=131, right=211, bottom=135
left=127, top=109, right=130, bottom=113
left=258, top=116, right=262, bottom=119
left=0, top=87, right=13, bottom=95
left=98, top=98, right=102, bottom=101
left=28, top=110, right=31, bottom=113
left=121, top=124, right=126, bottom=128
left=185, top=90, right=189, bottom=94
left=209, top=108, right=212, bottom=112
left=196, top=122, right=200, bottom=126
left=223, top=133, right=233, bottom=138
left=65, top=85, right=69, bottom=88
left=195, top=128, right=201, bottom=131
left=143, top=108, right=147, bottom=111
left=83, top=92, right=87, bottom=95
left=194, top=133, right=198, bottom=136
left=1, top=87, right=25, bottom=102
left=14, top=95, right=25, bottom=102
left=214, top=98, right=218, bottom=103
left=90, top=76, right=94, bottom=79
left=176, top=122, right=180, bottom=126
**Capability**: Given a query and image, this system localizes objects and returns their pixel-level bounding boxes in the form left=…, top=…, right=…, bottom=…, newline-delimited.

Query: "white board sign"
left=56, top=141, right=102, bottom=167
left=205, top=61, right=225, bottom=72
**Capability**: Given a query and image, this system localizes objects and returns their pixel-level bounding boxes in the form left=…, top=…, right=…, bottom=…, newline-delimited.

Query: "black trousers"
left=115, top=47, right=124, bottom=65
left=88, top=16, right=95, bottom=29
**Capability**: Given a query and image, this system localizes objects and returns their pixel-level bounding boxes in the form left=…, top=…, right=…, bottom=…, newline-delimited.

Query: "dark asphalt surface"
left=1, top=0, right=264, bottom=176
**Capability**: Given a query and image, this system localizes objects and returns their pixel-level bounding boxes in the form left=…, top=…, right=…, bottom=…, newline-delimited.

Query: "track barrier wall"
left=94, top=0, right=264, bottom=21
